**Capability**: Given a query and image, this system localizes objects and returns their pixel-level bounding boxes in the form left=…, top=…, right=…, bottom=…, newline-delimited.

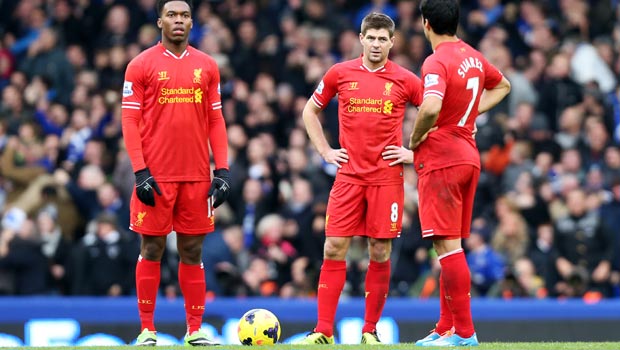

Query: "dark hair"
left=156, top=0, right=193, bottom=16
left=420, top=0, right=459, bottom=36
left=360, top=12, right=395, bottom=37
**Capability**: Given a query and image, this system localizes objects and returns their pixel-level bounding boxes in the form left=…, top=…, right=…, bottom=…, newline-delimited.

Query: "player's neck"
left=362, top=57, right=387, bottom=71
left=162, top=40, right=189, bottom=56
left=430, top=35, right=459, bottom=51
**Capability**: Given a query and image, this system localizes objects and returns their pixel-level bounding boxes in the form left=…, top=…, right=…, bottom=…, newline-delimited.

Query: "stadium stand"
left=0, top=0, right=618, bottom=303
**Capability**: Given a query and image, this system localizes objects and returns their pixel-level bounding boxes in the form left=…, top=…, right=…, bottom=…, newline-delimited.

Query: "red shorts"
left=417, top=164, right=480, bottom=240
left=129, top=181, right=214, bottom=235
left=325, top=181, right=403, bottom=238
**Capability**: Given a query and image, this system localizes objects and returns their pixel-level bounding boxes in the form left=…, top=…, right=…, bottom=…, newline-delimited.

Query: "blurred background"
left=0, top=0, right=619, bottom=345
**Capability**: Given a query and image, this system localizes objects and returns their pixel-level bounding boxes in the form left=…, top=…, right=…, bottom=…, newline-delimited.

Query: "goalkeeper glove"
left=209, top=168, right=231, bottom=208
left=134, top=168, right=162, bottom=207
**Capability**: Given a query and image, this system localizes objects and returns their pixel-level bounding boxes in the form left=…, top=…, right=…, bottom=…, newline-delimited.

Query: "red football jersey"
left=121, top=43, right=228, bottom=182
left=312, top=58, right=422, bottom=185
left=414, top=40, right=503, bottom=176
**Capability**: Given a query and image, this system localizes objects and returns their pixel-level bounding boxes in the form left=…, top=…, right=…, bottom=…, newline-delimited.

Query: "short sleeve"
left=311, top=65, right=339, bottom=109
left=482, top=57, right=504, bottom=90
left=121, top=57, right=145, bottom=110
left=407, top=73, right=423, bottom=107
left=421, top=56, right=448, bottom=101
left=206, top=57, right=222, bottom=112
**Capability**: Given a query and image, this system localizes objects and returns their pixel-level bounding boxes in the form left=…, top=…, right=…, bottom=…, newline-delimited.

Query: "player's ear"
left=359, top=32, right=364, bottom=44
left=157, top=18, right=162, bottom=29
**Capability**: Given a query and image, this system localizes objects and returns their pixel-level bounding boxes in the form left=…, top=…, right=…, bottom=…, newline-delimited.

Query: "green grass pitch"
left=16, top=342, right=620, bottom=349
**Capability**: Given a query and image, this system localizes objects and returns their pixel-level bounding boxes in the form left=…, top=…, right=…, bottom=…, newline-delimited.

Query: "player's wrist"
left=135, top=168, right=152, bottom=183
left=134, top=167, right=149, bottom=176
left=317, top=147, right=330, bottom=158
left=213, top=168, right=230, bottom=181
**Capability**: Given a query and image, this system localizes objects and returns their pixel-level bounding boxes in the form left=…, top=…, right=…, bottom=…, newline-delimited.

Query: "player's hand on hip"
left=135, top=168, right=162, bottom=207
left=421, top=126, right=438, bottom=143
left=382, top=145, right=413, bottom=166
left=323, top=148, right=349, bottom=169
left=409, top=126, right=438, bottom=150
left=209, top=168, right=231, bottom=208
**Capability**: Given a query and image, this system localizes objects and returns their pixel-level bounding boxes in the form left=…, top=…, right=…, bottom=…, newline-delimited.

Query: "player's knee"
left=432, top=238, right=461, bottom=256
left=178, top=244, right=202, bottom=264
left=368, top=238, right=391, bottom=262
left=323, top=237, right=348, bottom=260
left=141, top=246, right=164, bottom=261
left=141, top=239, right=166, bottom=261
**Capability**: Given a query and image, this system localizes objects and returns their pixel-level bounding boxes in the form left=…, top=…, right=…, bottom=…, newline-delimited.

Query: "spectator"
left=203, top=225, right=250, bottom=296
left=0, top=0, right=618, bottom=301
left=69, top=212, right=137, bottom=296
left=241, top=256, right=276, bottom=297
left=280, top=256, right=317, bottom=298
left=97, top=46, right=128, bottom=91
left=36, top=204, right=72, bottom=295
left=498, top=257, right=546, bottom=298
left=280, top=177, right=315, bottom=257
left=485, top=45, right=538, bottom=117
left=390, top=207, right=431, bottom=297
left=0, top=210, right=48, bottom=295
left=0, top=40, right=15, bottom=88
left=96, top=182, right=130, bottom=233
left=50, top=0, right=85, bottom=47
left=60, top=108, right=93, bottom=173
left=54, top=165, right=105, bottom=236
left=491, top=210, right=530, bottom=265
left=6, top=5, right=49, bottom=59
left=554, top=188, right=614, bottom=297
left=255, top=214, right=298, bottom=287
left=19, top=28, right=74, bottom=106
left=235, top=178, right=270, bottom=250
left=466, top=229, right=505, bottom=297
left=466, top=0, right=504, bottom=46
left=537, top=53, right=583, bottom=132
left=0, top=84, right=33, bottom=135
left=95, top=5, right=135, bottom=49
left=602, top=146, right=620, bottom=188
left=0, top=135, right=47, bottom=203
left=580, top=116, right=611, bottom=170
left=506, top=170, right=551, bottom=232
left=528, top=222, right=560, bottom=296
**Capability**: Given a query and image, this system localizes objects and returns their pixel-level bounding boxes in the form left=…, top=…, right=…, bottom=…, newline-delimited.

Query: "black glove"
left=134, top=168, right=161, bottom=207
left=209, top=168, right=231, bottom=208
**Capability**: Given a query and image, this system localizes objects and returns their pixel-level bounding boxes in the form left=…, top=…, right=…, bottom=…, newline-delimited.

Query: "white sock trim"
left=437, top=248, right=463, bottom=261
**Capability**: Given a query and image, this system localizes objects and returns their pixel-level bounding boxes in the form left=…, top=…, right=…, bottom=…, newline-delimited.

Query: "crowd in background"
left=0, top=0, right=619, bottom=301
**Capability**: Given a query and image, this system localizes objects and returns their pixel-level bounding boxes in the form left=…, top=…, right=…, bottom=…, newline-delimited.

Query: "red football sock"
left=362, top=260, right=390, bottom=334
left=439, top=250, right=474, bottom=338
left=314, top=259, right=346, bottom=337
left=136, top=256, right=161, bottom=331
left=435, top=271, right=453, bottom=334
left=179, top=262, right=206, bottom=334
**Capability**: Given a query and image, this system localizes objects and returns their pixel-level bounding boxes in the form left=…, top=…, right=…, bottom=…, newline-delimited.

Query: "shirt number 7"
left=457, top=77, right=479, bottom=127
